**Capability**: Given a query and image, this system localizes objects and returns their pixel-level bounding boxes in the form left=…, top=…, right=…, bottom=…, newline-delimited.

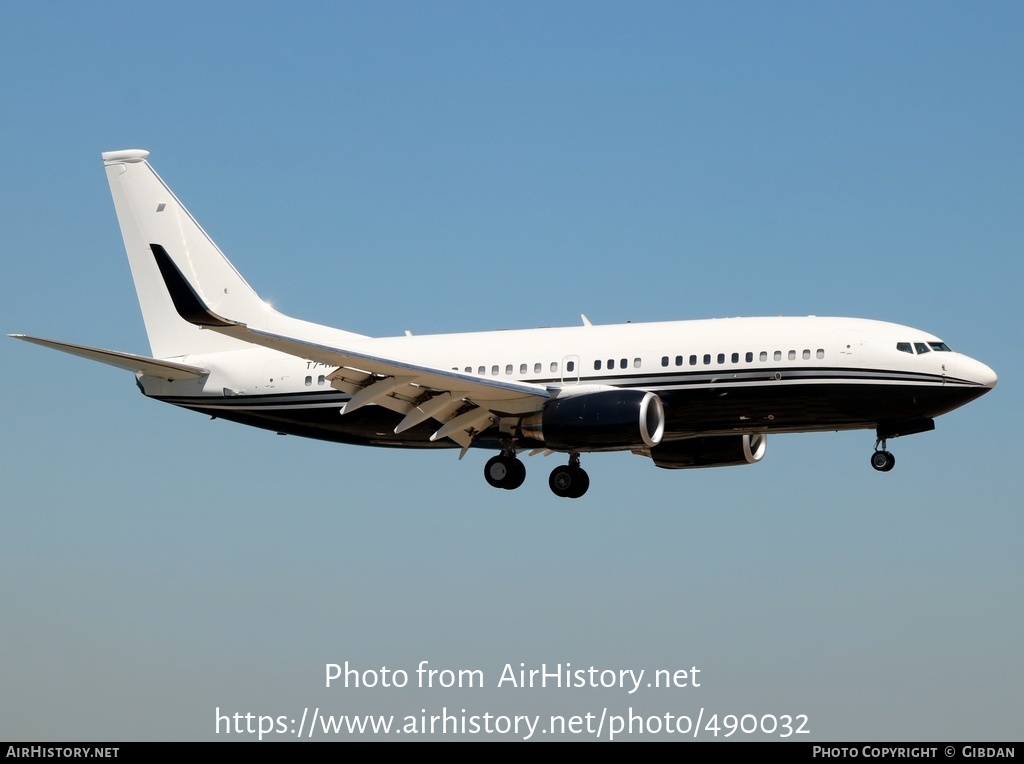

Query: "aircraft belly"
left=657, top=382, right=989, bottom=435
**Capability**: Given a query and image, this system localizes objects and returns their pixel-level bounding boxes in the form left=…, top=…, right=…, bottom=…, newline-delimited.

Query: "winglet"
left=150, top=244, right=240, bottom=328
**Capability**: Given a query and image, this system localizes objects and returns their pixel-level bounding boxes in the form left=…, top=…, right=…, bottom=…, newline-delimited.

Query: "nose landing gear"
left=871, top=438, right=896, bottom=472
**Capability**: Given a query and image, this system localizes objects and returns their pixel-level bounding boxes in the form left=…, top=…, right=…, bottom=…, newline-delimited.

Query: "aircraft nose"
left=961, top=356, right=998, bottom=389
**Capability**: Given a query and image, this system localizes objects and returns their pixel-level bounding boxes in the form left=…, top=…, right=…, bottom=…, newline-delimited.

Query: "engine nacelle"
left=644, top=433, right=767, bottom=469
left=521, top=389, right=665, bottom=451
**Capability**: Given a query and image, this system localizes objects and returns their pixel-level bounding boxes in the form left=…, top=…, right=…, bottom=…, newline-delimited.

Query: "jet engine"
left=642, top=433, right=767, bottom=469
left=520, top=389, right=665, bottom=451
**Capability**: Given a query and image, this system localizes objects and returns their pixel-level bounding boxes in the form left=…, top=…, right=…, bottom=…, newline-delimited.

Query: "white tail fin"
left=103, top=149, right=368, bottom=360
left=103, top=149, right=274, bottom=358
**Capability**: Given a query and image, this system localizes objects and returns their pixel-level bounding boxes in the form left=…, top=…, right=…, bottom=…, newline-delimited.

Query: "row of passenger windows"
left=661, top=348, right=825, bottom=366
left=315, top=342, right=947, bottom=385
left=596, top=358, right=642, bottom=370
left=452, top=347, right=827, bottom=378
left=457, top=361, right=576, bottom=376
left=896, top=341, right=951, bottom=355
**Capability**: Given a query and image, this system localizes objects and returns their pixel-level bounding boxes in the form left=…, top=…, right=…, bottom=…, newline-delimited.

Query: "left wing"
left=152, top=244, right=549, bottom=447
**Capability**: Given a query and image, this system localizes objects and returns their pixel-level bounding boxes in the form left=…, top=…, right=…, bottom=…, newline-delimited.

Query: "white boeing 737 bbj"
left=11, top=150, right=998, bottom=498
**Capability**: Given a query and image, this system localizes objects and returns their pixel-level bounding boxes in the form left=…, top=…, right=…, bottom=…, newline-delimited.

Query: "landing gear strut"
left=549, top=453, right=590, bottom=499
left=484, top=451, right=526, bottom=490
left=871, top=438, right=896, bottom=472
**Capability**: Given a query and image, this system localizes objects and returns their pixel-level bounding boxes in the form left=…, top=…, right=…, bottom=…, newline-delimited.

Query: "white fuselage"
left=139, top=315, right=996, bottom=448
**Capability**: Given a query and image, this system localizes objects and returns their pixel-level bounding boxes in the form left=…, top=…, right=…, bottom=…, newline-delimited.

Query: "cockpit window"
left=898, top=341, right=952, bottom=355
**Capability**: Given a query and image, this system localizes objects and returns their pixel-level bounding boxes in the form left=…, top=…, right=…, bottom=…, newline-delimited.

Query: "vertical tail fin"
left=103, top=149, right=272, bottom=358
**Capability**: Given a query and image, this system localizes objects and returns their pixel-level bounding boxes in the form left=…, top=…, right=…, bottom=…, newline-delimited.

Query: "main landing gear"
left=548, top=453, right=589, bottom=499
left=483, top=451, right=591, bottom=498
left=484, top=452, right=526, bottom=490
left=871, top=438, right=896, bottom=472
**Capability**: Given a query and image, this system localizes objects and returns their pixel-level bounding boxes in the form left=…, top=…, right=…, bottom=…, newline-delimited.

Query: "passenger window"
left=520, top=363, right=527, bottom=374
left=478, top=366, right=486, bottom=375
left=534, top=362, right=542, bottom=374
left=594, top=360, right=602, bottom=370
left=675, top=355, right=683, bottom=366
left=703, top=354, right=711, bottom=365
left=731, top=353, right=739, bottom=363
left=567, top=360, right=575, bottom=372
left=689, top=355, right=697, bottom=366
left=774, top=351, right=782, bottom=361
left=661, top=356, right=669, bottom=367
left=816, top=349, right=824, bottom=359
left=305, top=376, right=312, bottom=386
left=318, top=375, right=325, bottom=385
left=803, top=349, right=810, bottom=360
left=760, top=351, right=767, bottom=362
left=491, top=365, right=499, bottom=375
left=607, top=359, right=614, bottom=369
left=745, top=352, right=753, bottom=363
left=788, top=350, right=796, bottom=360
left=619, top=359, right=627, bottom=369
left=633, top=358, right=641, bottom=368
left=717, top=353, right=725, bottom=364
left=550, top=362, right=559, bottom=373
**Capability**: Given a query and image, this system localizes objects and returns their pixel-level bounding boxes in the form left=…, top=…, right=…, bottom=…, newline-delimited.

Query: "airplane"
left=11, top=149, right=998, bottom=499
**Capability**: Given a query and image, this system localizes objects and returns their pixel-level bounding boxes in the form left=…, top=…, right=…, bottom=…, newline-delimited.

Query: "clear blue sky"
left=1, top=1, right=1020, bottom=740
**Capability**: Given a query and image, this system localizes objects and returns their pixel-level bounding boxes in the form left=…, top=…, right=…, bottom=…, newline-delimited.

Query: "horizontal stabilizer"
left=9, top=335, right=209, bottom=380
